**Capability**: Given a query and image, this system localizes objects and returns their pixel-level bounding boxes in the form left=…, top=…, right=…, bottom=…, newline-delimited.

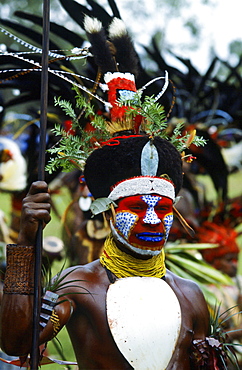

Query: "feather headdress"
left=46, top=15, right=206, bottom=176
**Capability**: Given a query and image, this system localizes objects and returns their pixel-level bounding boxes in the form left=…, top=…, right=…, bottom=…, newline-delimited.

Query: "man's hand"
left=17, top=181, right=51, bottom=246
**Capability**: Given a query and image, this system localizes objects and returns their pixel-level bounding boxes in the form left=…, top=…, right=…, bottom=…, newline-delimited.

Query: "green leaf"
left=90, top=198, right=117, bottom=216
left=46, top=91, right=111, bottom=174
left=167, top=253, right=233, bottom=285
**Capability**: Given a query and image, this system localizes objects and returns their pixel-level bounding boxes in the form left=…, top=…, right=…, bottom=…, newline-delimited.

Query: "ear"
left=105, top=210, right=112, bottom=221
left=105, top=203, right=117, bottom=224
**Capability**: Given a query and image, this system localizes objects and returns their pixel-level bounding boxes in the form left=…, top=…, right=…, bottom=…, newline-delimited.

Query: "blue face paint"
left=136, top=232, right=164, bottom=242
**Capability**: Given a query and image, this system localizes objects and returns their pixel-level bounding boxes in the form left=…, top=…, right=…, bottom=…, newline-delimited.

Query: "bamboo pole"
left=30, top=0, right=50, bottom=368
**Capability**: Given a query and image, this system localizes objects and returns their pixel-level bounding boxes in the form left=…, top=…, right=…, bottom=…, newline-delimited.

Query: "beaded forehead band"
left=108, top=177, right=175, bottom=202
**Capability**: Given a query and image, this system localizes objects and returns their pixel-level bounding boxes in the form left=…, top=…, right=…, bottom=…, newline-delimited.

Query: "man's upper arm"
left=192, top=283, right=210, bottom=339
left=39, top=293, right=74, bottom=344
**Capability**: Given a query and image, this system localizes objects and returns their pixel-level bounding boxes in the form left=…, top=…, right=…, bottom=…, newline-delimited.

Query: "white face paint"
left=115, top=195, right=162, bottom=239
left=142, top=195, right=161, bottom=225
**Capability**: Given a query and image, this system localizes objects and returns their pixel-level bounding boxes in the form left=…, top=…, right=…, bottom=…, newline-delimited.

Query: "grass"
left=0, top=170, right=241, bottom=369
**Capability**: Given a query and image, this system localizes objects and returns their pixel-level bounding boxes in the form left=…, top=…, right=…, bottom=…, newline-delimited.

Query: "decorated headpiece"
left=46, top=16, right=206, bottom=229
left=197, top=221, right=239, bottom=263
left=84, top=135, right=181, bottom=201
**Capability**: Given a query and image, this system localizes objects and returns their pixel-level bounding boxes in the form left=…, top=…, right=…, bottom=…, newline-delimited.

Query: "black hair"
left=84, top=135, right=183, bottom=199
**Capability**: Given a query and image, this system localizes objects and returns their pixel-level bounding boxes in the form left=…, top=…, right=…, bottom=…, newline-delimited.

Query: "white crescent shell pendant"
left=107, top=277, right=181, bottom=370
left=78, top=196, right=92, bottom=211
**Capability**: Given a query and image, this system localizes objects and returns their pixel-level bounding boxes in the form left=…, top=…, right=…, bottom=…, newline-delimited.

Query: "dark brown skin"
left=0, top=181, right=210, bottom=369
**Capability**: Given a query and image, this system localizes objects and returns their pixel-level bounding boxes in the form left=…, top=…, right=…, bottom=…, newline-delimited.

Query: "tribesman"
left=0, top=16, right=226, bottom=369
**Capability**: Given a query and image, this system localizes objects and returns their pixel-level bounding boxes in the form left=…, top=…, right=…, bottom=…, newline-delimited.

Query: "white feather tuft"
left=0, top=137, right=27, bottom=191
left=108, top=17, right=127, bottom=38
left=104, top=72, right=135, bottom=84
left=221, top=141, right=242, bottom=171
left=83, top=15, right=102, bottom=33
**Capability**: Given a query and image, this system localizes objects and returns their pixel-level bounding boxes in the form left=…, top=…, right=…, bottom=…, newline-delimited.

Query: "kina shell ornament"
left=107, top=277, right=181, bottom=370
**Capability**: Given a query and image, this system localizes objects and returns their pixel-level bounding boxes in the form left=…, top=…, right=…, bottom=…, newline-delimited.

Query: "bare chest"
left=68, top=275, right=194, bottom=370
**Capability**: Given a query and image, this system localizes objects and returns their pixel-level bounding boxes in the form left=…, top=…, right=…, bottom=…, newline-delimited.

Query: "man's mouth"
left=136, top=232, right=164, bottom=242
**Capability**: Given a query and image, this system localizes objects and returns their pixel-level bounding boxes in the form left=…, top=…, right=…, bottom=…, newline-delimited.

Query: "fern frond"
left=54, top=96, right=77, bottom=122
left=121, top=94, right=206, bottom=149
left=46, top=90, right=111, bottom=174
left=47, top=90, right=207, bottom=175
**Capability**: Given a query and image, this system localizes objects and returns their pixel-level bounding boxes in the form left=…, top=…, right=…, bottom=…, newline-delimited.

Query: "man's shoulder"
left=56, top=259, right=104, bottom=284
left=165, top=269, right=202, bottom=296
left=165, top=270, right=208, bottom=320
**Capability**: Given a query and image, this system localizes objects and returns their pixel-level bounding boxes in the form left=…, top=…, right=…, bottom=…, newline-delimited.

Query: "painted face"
left=114, top=194, right=173, bottom=252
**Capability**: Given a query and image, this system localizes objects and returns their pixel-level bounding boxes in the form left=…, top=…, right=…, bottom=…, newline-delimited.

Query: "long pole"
left=30, top=0, right=50, bottom=368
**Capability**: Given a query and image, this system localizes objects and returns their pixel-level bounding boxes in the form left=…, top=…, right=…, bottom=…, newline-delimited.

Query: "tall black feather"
left=108, top=18, right=139, bottom=77
left=84, top=16, right=117, bottom=74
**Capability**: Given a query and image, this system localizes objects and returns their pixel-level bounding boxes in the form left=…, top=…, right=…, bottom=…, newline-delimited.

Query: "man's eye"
left=130, top=205, right=144, bottom=210
left=155, top=206, right=169, bottom=211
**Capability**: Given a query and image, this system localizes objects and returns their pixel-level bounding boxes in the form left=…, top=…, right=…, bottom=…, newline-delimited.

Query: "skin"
left=0, top=181, right=210, bottom=369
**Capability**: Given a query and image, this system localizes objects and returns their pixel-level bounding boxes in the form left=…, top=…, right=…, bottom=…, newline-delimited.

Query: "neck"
left=100, top=234, right=166, bottom=279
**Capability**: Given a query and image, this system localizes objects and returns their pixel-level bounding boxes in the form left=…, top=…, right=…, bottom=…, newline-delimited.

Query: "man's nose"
left=143, top=206, right=161, bottom=224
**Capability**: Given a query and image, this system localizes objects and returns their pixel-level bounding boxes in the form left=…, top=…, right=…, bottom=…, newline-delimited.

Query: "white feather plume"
left=108, top=17, right=127, bottom=37
left=83, top=15, right=102, bottom=34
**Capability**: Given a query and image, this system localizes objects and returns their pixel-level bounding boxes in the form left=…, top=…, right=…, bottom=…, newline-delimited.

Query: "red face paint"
left=114, top=194, right=173, bottom=251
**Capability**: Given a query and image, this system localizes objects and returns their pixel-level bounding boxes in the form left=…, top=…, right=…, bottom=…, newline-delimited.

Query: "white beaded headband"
left=108, top=177, right=175, bottom=202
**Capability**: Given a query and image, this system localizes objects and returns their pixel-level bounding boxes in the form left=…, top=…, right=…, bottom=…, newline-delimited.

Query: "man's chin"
left=130, top=245, right=162, bottom=257
left=122, top=238, right=163, bottom=257
left=129, top=241, right=164, bottom=256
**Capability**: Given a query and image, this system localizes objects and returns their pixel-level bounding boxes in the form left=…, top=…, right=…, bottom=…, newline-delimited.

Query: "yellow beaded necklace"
left=100, top=234, right=166, bottom=279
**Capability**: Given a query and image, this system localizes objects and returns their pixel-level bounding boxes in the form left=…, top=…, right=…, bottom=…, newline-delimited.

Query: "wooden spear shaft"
left=30, top=0, right=50, bottom=368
